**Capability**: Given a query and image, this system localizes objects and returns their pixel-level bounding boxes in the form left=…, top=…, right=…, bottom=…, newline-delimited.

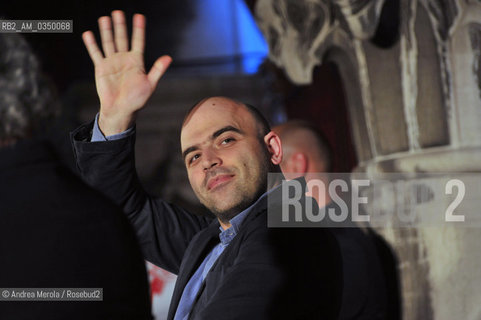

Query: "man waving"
left=72, top=11, right=342, bottom=320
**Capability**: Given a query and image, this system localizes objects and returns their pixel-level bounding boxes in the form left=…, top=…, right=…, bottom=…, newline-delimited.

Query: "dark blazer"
left=71, top=123, right=343, bottom=320
left=331, top=226, right=387, bottom=319
left=0, top=139, right=152, bottom=320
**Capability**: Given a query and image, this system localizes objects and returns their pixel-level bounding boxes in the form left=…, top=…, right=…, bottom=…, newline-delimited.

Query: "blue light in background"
left=233, top=0, right=268, bottom=74
left=177, top=0, right=268, bottom=74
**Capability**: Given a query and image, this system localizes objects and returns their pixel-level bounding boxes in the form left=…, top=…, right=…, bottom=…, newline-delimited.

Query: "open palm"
left=82, top=11, right=171, bottom=135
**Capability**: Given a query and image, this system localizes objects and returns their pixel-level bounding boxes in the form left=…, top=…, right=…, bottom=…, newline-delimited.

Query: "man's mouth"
left=207, top=174, right=234, bottom=191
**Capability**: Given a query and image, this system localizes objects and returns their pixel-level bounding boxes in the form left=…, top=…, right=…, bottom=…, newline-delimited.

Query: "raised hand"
left=82, top=10, right=172, bottom=136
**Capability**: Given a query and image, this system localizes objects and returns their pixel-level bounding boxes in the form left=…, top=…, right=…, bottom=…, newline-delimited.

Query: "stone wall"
left=253, top=0, right=481, bottom=319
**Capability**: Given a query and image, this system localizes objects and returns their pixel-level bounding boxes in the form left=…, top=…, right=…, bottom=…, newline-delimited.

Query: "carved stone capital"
left=332, top=0, right=386, bottom=39
left=255, top=0, right=386, bottom=83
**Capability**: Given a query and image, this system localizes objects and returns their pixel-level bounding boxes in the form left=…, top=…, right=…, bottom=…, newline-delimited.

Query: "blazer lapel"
left=167, top=221, right=220, bottom=320
left=166, top=179, right=307, bottom=319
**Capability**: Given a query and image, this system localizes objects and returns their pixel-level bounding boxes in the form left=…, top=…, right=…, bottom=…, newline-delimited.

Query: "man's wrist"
left=98, top=111, right=136, bottom=136
left=91, top=113, right=135, bottom=142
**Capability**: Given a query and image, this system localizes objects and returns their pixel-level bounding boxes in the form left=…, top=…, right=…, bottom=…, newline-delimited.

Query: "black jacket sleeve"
left=70, top=122, right=213, bottom=274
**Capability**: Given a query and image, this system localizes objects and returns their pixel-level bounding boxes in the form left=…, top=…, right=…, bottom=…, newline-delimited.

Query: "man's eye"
left=189, top=154, right=200, bottom=164
left=221, top=138, right=235, bottom=145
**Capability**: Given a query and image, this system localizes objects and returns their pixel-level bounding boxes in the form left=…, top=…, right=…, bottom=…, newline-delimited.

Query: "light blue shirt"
left=173, top=203, right=255, bottom=320
left=91, top=113, right=134, bottom=142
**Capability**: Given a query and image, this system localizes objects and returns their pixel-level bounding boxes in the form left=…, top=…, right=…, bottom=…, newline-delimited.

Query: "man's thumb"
left=148, top=55, right=172, bottom=88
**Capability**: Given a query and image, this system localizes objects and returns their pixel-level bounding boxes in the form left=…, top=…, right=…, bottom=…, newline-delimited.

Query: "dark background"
left=1, top=0, right=357, bottom=173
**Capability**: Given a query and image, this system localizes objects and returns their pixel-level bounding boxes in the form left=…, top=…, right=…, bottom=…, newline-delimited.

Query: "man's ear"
left=264, top=131, right=282, bottom=165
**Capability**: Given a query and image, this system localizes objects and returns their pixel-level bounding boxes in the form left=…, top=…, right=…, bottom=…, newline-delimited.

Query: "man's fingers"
left=131, top=14, right=146, bottom=53
left=148, top=55, right=172, bottom=88
left=82, top=31, right=103, bottom=64
left=98, top=16, right=116, bottom=57
left=112, top=10, right=128, bottom=52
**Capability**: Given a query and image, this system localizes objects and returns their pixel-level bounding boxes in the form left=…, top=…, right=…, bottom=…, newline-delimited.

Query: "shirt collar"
left=218, top=185, right=280, bottom=246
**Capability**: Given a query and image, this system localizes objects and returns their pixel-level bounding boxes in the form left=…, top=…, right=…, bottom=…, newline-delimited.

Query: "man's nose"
left=202, top=149, right=222, bottom=171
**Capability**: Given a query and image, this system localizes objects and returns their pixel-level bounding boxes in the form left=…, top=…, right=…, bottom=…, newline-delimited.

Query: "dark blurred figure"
left=0, top=33, right=152, bottom=319
left=274, top=120, right=389, bottom=320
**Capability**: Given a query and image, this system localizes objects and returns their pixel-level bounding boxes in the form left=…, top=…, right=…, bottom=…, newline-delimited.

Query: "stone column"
left=253, top=0, right=481, bottom=319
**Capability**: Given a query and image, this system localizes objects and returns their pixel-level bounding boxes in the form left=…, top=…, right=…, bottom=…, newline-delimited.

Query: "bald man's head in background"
left=273, top=120, right=332, bottom=206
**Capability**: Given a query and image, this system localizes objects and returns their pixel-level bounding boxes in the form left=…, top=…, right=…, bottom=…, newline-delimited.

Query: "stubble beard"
left=200, top=149, right=272, bottom=224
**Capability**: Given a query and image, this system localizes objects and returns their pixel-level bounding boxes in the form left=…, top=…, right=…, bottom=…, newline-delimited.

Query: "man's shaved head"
left=274, top=120, right=332, bottom=172
left=182, top=96, right=270, bottom=142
